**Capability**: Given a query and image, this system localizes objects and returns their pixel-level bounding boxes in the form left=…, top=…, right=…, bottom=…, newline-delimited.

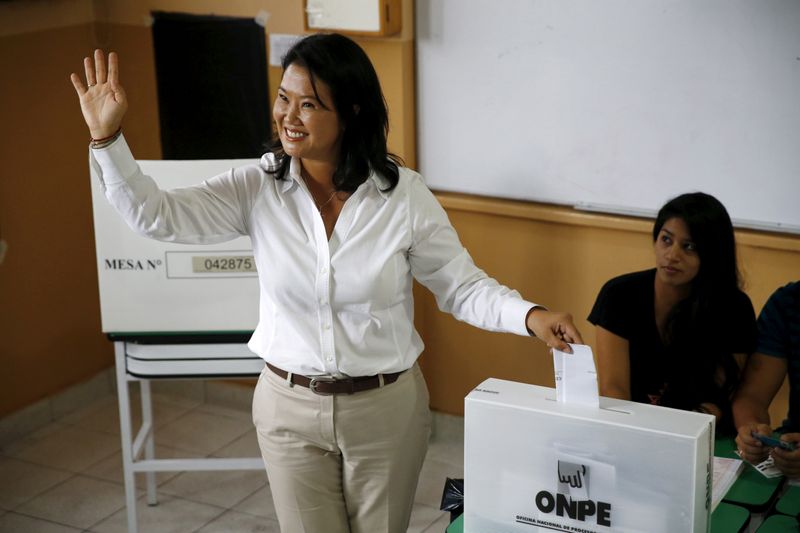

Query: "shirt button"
left=326, top=356, right=333, bottom=362
left=323, top=323, right=331, bottom=330
left=320, top=267, right=328, bottom=275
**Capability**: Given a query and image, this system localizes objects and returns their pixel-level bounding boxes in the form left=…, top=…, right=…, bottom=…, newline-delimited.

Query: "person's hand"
left=70, top=49, right=128, bottom=139
left=771, top=433, right=800, bottom=479
left=735, top=422, right=773, bottom=465
left=526, top=308, right=583, bottom=353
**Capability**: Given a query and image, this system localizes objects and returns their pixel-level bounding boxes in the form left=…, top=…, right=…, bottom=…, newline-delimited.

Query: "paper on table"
left=712, top=456, right=744, bottom=511
left=553, top=344, right=599, bottom=408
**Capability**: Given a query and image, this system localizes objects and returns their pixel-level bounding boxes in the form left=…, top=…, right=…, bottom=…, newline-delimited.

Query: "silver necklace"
left=314, top=189, right=338, bottom=216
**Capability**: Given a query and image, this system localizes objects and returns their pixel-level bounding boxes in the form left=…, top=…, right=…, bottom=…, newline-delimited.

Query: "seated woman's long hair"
left=654, top=193, right=745, bottom=426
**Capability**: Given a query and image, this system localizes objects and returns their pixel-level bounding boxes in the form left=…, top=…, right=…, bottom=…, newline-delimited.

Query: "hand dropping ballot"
left=553, top=344, right=599, bottom=408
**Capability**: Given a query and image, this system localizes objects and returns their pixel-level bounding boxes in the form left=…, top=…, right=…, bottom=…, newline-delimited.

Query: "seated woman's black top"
left=588, top=269, right=756, bottom=433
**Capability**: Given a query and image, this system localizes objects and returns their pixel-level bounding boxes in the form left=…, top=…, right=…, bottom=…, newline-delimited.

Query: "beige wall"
left=417, top=194, right=799, bottom=423
left=0, top=0, right=795, bottom=426
left=0, top=0, right=413, bottom=417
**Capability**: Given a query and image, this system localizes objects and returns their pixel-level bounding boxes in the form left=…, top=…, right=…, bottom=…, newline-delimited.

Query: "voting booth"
left=90, top=159, right=261, bottom=335
left=89, top=159, right=266, bottom=533
left=465, top=378, right=715, bottom=533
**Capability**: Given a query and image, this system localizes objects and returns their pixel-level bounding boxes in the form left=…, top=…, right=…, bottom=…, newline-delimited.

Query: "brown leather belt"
left=266, top=362, right=405, bottom=395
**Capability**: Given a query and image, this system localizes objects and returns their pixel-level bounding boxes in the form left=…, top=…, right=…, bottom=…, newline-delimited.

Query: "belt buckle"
left=309, top=376, right=337, bottom=395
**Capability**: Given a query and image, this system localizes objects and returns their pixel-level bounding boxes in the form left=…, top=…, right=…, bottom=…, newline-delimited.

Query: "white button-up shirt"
left=92, top=135, right=537, bottom=377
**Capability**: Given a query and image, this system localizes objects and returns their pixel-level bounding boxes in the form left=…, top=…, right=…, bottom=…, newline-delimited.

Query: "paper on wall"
left=553, top=343, right=599, bottom=407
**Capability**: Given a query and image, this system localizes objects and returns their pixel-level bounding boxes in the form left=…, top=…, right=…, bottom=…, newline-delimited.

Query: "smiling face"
left=273, top=64, right=343, bottom=165
left=654, top=217, right=701, bottom=289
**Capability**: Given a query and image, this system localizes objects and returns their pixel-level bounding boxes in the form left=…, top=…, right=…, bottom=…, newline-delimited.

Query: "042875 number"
left=191, top=255, right=256, bottom=273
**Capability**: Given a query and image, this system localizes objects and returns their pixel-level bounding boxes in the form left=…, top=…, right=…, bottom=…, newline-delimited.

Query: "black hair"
left=265, top=33, right=400, bottom=192
left=653, top=192, right=748, bottom=432
left=653, top=192, right=741, bottom=297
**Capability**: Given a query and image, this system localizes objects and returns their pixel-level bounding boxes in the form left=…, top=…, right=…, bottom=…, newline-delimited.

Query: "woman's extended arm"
left=595, top=326, right=631, bottom=400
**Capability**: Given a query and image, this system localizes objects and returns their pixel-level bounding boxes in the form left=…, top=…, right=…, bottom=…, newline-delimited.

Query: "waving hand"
left=70, top=49, right=128, bottom=139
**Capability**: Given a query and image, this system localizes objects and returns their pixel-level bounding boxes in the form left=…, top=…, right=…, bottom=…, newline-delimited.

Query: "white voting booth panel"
left=90, top=159, right=266, bottom=533
left=90, top=158, right=260, bottom=334
left=465, top=379, right=714, bottom=533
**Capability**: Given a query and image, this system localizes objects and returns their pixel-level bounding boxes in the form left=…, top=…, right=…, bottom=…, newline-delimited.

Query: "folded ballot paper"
left=464, top=345, right=715, bottom=533
left=553, top=344, right=599, bottom=408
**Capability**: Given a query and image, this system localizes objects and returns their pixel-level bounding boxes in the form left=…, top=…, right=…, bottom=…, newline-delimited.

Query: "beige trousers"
left=252, top=363, right=431, bottom=533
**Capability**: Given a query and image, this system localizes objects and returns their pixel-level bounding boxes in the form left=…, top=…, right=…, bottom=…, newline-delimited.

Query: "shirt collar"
left=268, top=155, right=392, bottom=198
left=370, top=171, right=392, bottom=200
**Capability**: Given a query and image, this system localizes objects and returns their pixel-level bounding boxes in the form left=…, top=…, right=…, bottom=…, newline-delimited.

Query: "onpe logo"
left=534, top=460, right=612, bottom=527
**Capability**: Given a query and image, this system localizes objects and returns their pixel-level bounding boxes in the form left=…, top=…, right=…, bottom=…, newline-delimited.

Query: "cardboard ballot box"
left=465, top=378, right=714, bottom=533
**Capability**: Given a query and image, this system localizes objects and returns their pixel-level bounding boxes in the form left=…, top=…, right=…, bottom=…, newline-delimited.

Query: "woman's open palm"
left=70, top=49, right=128, bottom=139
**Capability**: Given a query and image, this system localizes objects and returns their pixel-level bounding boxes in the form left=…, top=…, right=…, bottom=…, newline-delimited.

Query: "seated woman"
left=588, top=192, right=756, bottom=434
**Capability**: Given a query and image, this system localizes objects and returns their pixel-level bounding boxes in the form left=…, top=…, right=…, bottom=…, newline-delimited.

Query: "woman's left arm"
left=406, top=175, right=582, bottom=350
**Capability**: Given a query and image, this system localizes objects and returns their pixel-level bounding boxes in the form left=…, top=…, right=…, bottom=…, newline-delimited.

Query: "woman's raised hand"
left=70, top=49, right=128, bottom=139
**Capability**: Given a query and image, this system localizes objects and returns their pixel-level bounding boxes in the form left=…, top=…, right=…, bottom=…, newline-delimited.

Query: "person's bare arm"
left=733, top=353, right=787, bottom=464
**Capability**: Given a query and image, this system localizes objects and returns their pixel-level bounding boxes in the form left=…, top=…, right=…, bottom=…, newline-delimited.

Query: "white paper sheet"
left=269, top=34, right=303, bottom=67
left=712, top=456, right=744, bottom=510
left=553, top=344, right=600, bottom=408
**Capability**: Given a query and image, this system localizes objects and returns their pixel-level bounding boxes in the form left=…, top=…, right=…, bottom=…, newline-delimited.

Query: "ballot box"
left=465, top=378, right=714, bottom=533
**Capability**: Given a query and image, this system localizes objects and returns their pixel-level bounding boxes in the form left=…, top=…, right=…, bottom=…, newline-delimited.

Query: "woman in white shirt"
left=71, top=33, right=582, bottom=533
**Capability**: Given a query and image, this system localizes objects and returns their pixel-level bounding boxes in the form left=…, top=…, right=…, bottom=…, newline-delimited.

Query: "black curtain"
left=152, top=12, right=269, bottom=159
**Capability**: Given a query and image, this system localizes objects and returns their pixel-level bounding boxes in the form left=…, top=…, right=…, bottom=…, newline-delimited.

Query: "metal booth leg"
left=115, top=341, right=139, bottom=533
left=140, top=379, right=158, bottom=505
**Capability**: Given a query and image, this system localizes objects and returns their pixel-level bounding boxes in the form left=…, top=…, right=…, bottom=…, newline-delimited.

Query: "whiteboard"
left=90, top=159, right=261, bottom=334
left=416, top=0, right=800, bottom=233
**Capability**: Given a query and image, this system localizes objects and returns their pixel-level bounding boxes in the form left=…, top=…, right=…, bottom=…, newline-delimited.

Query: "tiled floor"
left=0, top=388, right=463, bottom=533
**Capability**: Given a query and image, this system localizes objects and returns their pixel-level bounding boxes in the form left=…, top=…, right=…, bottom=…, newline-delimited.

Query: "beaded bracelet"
left=90, top=127, right=122, bottom=149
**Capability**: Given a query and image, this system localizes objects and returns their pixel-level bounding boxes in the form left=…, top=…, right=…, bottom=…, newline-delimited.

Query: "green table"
left=715, top=438, right=785, bottom=512
left=445, top=502, right=749, bottom=533
left=756, top=514, right=800, bottom=533
left=776, top=485, right=800, bottom=516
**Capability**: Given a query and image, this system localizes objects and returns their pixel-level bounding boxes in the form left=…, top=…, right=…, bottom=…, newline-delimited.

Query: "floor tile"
left=50, top=371, right=113, bottom=419
left=2, top=388, right=467, bottom=533
left=0, top=512, right=82, bottom=532
left=426, top=437, right=464, bottom=470
left=195, top=402, right=254, bottom=423
left=194, top=509, right=280, bottom=532
left=89, top=493, right=225, bottom=533
left=158, top=469, right=267, bottom=508
left=408, top=503, right=447, bottom=533
left=7, top=425, right=119, bottom=472
left=211, top=428, right=261, bottom=458
left=232, top=485, right=278, bottom=521
left=153, top=410, right=253, bottom=455
left=61, top=392, right=198, bottom=437
left=59, top=395, right=121, bottom=435
left=415, top=456, right=463, bottom=509
left=151, top=381, right=206, bottom=404
left=1, top=421, right=69, bottom=456
left=205, top=380, right=257, bottom=412
left=82, top=444, right=204, bottom=486
left=16, top=475, right=126, bottom=530
left=0, top=457, right=72, bottom=510
left=0, top=397, right=52, bottom=449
